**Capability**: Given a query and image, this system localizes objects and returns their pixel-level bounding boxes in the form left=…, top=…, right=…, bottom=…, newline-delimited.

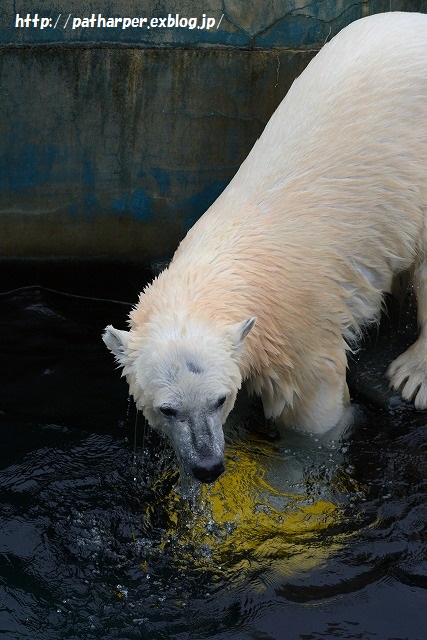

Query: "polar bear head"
left=103, top=316, right=255, bottom=483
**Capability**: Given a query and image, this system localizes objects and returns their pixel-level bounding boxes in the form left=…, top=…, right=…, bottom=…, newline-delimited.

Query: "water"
left=0, top=266, right=426, bottom=639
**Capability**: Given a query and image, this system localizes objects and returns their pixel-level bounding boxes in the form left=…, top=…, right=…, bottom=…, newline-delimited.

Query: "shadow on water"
left=0, top=264, right=425, bottom=640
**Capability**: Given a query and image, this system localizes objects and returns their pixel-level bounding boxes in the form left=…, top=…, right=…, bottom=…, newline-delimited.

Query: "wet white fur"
left=104, top=13, right=427, bottom=451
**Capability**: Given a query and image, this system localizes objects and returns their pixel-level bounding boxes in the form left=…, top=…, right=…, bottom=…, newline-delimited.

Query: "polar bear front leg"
left=387, top=262, right=427, bottom=409
left=278, top=360, right=350, bottom=434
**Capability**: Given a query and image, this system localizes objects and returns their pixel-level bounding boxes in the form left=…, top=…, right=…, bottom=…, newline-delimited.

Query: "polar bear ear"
left=102, top=325, right=130, bottom=366
left=228, top=317, right=256, bottom=351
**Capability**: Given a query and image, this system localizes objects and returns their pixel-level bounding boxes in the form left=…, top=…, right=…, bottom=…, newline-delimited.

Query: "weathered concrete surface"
left=0, top=47, right=314, bottom=260
left=0, top=1, right=426, bottom=261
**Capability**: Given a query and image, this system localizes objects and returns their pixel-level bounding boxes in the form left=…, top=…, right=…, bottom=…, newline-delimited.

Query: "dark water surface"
left=0, top=264, right=425, bottom=640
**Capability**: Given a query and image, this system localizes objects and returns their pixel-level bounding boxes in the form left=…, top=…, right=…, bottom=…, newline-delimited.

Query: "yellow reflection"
left=159, top=442, right=360, bottom=583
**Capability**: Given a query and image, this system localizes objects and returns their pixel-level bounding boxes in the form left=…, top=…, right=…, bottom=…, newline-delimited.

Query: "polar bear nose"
left=192, top=459, right=225, bottom=483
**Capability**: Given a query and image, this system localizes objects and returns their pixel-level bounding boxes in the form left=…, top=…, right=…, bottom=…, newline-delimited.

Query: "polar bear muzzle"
left=168, top=411, right=226, bottom=484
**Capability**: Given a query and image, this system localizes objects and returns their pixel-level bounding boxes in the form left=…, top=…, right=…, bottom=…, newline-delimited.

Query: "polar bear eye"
left=216, top=395, right=227, bottom=409
left=159, top=406, right=177, bottom=418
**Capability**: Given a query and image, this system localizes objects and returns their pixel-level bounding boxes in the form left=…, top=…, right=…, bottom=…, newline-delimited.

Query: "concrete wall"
left=1, top=1, right=426, bottom=262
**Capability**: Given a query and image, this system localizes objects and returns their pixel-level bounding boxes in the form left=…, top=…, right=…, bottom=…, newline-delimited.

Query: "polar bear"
left=104, top=12, right=427, bottom=483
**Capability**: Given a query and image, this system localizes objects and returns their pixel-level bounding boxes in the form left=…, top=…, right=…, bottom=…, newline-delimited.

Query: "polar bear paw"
left=387, top=340, right=427, bottom=409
